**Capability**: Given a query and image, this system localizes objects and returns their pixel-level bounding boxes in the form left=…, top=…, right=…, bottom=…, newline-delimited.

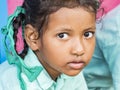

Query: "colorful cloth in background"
left=7, top=0, right=24, bottom=56
left=97, top=0, right=120, bottom=18
left=8, top=0, right=23, bottom=15
left=0, top=0, right=7, bottom=64
left=0, top=0, right=24, bottom=64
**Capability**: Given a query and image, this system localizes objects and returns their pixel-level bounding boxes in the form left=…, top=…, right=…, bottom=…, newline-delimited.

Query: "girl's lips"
left=68, top=61, right=85, bottom=70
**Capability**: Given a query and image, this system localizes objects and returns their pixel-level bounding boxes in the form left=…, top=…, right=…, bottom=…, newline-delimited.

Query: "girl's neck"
left=42, top=62, right=61, bottom=81
left=46, top=68, right=61, bottom=81
left=36, top=51, right=61, bottom=81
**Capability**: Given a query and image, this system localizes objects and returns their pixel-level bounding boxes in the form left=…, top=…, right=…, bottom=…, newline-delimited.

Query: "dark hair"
left=13, top=0, right=100, bottom=59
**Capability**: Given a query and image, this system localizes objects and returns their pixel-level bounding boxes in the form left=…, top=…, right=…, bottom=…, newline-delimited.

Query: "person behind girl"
left=0, top=0, right=99, bottom=90
left=84, top=0, right=120, bottom=90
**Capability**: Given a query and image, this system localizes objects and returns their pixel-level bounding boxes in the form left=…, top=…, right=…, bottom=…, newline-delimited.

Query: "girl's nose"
left=71, top=39, right=85, bottom=57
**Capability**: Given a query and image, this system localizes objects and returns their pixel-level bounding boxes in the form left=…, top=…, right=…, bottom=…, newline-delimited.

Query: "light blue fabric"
left=84, top=5, right=120, bottom=90
left=0, top=48, right=88, bottom=90
left=0, top=0, right=7, bottom=63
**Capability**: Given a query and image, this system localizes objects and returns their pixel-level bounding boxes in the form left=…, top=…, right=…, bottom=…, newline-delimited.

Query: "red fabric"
left=8, top=0, right=24, bottom=53
left=8, top=0, right=24, bottom=15
left=97, top=0, right=120, bottom=18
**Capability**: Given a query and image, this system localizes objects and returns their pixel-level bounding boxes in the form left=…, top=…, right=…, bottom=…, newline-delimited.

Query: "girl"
left=0, top=0, right=99, bottom=90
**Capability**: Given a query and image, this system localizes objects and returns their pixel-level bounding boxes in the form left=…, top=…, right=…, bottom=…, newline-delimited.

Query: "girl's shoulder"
left=0, top=61, right=21, bottom=90
left=0, top=61, right=17, bottom=74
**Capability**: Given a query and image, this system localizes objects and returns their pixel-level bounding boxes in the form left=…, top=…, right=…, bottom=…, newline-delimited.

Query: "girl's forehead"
left=48, top=7, right=95, bottom=23
left=49, top=7, right=93, bottom=20
left=45, top=7, right=95, bottom=33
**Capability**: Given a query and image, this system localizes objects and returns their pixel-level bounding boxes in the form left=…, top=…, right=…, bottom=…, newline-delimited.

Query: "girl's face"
left=36, top=7, right=96, bottom=80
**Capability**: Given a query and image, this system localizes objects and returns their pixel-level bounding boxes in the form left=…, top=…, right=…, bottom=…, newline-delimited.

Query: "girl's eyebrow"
left=54, top=26, right=96, bottom=32
left=55, top=26, right=73, bottom=32
left=84, top=26, right=96, bottom=31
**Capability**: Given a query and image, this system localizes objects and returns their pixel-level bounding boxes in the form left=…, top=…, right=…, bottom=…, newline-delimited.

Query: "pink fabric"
left=16, top=27, right=24, bottom=54
left=8, top=0, right=24, bottom=53
left=8, top=0, right=24, bottom=15
left=97, top=0, right=120, bottom=18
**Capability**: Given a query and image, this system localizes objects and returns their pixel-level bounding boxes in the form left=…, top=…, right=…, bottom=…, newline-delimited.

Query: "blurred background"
left=0, top=0, right=23, bottom=63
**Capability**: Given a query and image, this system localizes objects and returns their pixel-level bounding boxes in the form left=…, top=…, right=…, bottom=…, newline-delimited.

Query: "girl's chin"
left=64, top=70, right=81, bottom=76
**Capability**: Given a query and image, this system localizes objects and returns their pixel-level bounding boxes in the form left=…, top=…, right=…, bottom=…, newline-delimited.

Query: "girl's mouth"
left=68, top=61, right=85, bottom=70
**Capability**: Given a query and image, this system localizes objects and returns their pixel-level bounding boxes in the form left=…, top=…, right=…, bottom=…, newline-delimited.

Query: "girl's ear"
left=24, top=24, right=41, bottom=51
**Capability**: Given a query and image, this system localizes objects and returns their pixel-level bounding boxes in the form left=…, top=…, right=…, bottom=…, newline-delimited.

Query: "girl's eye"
left=57, top=33, right=68, bottom=39
left=84, top=31, right=95, bottom=39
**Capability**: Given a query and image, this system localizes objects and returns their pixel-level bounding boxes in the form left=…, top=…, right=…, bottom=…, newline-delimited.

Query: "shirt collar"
left=24, top=48, right=55, bottom=89
left=23, top=48, right=79, bottom=90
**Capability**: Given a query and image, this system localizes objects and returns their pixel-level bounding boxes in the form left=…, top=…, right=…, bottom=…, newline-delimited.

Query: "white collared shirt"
left=0, top=49, right=88, bottom=90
